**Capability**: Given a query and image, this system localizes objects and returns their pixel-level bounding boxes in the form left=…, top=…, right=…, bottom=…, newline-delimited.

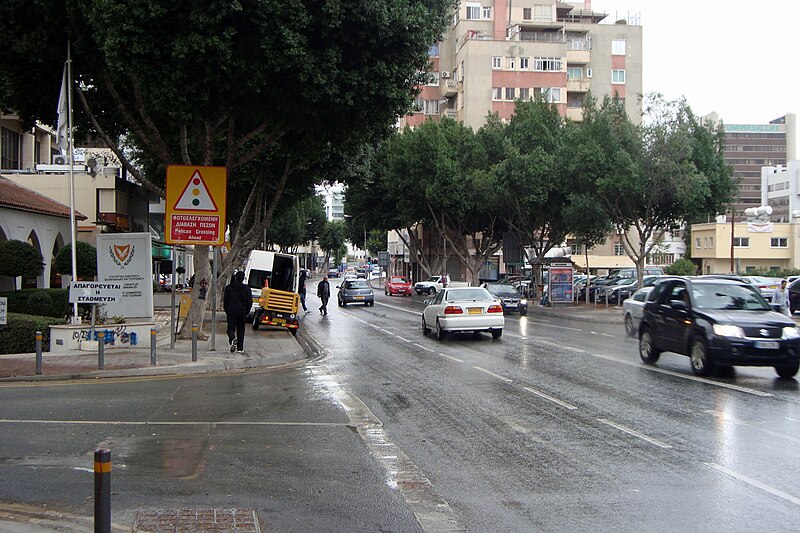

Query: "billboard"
left=97, top=232, right=154, bottom=319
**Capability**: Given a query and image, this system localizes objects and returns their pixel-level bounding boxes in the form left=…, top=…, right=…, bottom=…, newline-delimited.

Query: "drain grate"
left=133, top=508, right=260, bottom=532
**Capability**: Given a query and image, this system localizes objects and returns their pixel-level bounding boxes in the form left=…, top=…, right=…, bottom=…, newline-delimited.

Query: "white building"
left=762, top=160, right=800, bottom=222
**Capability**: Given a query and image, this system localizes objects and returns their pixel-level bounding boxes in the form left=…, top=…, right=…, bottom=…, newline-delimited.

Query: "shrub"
left=0, top=313, right=64, bottom=354
left=0, top=240, right=44, bottom=280
left=665, top=258, right=697, bottom=276
left=0, top=289, right=70, bottom=318
left=54, top=241, right=98, bottom=279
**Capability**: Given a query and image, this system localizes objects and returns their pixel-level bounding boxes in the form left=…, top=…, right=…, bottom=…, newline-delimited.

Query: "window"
left=611, top=40, right=626, bottom=55
left=567, top=67, right=583, bottom=80
left=482, top=6, right=492, bottom=19
left=571, top=243, right=582, bottom=255
left=523, top=7, right=532, bottom=20
left=771, top=237, right=788, bottom=248
left=539, top=87, right=561, bottom=103
left=466, top=2, right=481, bottom=19
left=491, top=87, right=502, bottom=100
left=534, top=4, right=552, bottom=20
left=519, top=87, right=530, bottom=100
left=505, top=87, right=516, bottom=100
left=1, top=127, right=21, bottom=170
left=424, top=99, right=440, bottom=115
left=612, top=69, right=626, bottom=84
left=425, top=72, right=440, bottom=86
left=507, top=57, right=516, bottom=69
left=534, top=57, right=561, bottom=71
left=428, top=44, right=440, bottom=57
left=519, top=57, right=529, bottom=70
left=491, top=56, right=502, bottom=69
left=614, top=243, right=625, bottom=256
left=733, top=237, right=750, bottom=247
left=695, top=237, right=702, bottom=248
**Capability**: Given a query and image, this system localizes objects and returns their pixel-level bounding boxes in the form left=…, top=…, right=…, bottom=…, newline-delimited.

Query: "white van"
left=242, top=250, right=300, bottom=317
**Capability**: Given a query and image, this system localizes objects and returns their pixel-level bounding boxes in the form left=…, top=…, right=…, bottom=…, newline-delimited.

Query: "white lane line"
left=375, top=301, right=421, bottom=316
left=439, top=353, right=464, bottom=363
left=396, top=336, right=413, bottom=343
left=705, top=463, right=800, bottom=507
left=0, top=419, right=350, bottom=426
left=597, top=418, right=673, bottom=449
left=525, top=320, right=582, bottom=331
left=522, top=386, right=578, bottom=410
left=589, top=352, right=772, bottom=397
left=473, top=366, right=513, bottom=383
left=413, top=343, right=436, bottom=353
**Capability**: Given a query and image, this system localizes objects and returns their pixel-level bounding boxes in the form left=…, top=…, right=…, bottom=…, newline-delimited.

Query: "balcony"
left=441, top=79, right=457, bottom=97
left=567, top=78, right=591, bottom=93
left=566, top=108, right=584, bottom=122
left=566, top=48, right=591, bottom=64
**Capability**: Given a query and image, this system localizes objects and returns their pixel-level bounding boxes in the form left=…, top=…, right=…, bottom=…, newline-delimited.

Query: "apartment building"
left=703, top=112, right=797, bottom=221
left=402, top=0, right=643, bottom=130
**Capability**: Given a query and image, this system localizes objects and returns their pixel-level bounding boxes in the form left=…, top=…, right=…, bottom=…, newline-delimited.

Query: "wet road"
left=0, top=283, right=798, bottom=532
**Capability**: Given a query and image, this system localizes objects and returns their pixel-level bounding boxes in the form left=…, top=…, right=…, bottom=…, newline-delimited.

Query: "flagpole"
left=67, top=41, right=79, bottom=324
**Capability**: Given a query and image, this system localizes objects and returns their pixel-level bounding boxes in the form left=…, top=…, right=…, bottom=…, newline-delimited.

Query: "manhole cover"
left=133, top=509, right=260, bottom=532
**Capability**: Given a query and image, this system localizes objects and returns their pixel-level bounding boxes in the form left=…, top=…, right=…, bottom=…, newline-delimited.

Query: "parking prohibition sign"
left=165, top=165, right=227, bottom=245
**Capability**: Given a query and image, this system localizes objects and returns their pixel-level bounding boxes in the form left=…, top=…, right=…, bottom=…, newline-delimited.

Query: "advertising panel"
left=548, top=262, right=574, bottom=304
left=97, top=232, right=154, bottom=319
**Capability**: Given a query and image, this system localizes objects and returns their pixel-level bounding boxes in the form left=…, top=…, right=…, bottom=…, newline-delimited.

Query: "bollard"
left=98, top=336, right=105, bottom=370
left=150, top=328, right=157, bottom=366
left=191, top=323, right=198, bottom=362
left=94, top=448, right=111, bottom=533
left=35, top=331, right=43, bottom=375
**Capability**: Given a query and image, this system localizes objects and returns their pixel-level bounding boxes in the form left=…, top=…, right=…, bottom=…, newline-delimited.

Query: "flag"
left=56, top=63, right=69, bottom=154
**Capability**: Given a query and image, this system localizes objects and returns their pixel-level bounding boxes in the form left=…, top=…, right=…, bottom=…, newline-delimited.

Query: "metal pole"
left=66, top=43, right=79, bottom=325
left=94, top=448, right=111, bottom=533
left=35, top=331, right=42, bottom=375
left=191, top=323, right=198, bottom=362
left=170, top=244, right=176, bottom=349
left=97, top=335, right=104, bottom=370
left=210, top=246, right=217, bottom=350
left=150, top=328, right=157, bottom=366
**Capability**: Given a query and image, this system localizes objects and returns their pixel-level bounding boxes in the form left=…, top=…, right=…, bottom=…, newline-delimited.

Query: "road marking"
left=473, top=366, right=513, bottom=382
left=705, top=463, right=800, bottom=507
left=588, top=352, right=772, bottom=397
left=536, top=339, right=585, bottom=353
left=522, top=386, right=578, bottom=410
left=0, top=419, right=351, bottom=427
left=413, top=343, right=436, bottom=352
left=439, top=353, right=464, bottom=363
left=597, top=418, right=672, bottom=449
left=524, top=320, right=581, bottom=331
left=396, top=336, right=413, bottom=343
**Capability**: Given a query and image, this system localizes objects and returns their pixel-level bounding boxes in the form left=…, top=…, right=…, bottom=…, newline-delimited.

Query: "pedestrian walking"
left=223, top=270, right=252, bottom=353
left=772, top=279, right=792, bottom=317
left=317, top=275, right=331, bottom=315
left=299, top=269, right=309, bottom=313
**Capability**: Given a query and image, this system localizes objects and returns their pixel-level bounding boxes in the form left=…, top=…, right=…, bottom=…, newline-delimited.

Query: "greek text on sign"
left=69, top=282, right=122, bottom=304
left=169, top=214, right=222, bottom=242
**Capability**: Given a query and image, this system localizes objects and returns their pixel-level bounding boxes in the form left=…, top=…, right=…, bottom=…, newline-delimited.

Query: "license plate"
left=272, top=318, right=286, bottom=325
left=355, top=296, right=364, bottom=299
left=755, top=340, right=779, bottom=349
left=468, top=307, right=482, bottom=314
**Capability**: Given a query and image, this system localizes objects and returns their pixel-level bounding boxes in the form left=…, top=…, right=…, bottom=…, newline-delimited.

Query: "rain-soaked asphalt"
left=0, top=281, right=799, bottom=532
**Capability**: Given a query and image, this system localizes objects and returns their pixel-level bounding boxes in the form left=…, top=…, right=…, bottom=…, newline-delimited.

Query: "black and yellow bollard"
left=94, top=448, right=111, bottom=533
left=35, top=331, right=42, bottom=375
left=191, top=323, right=198, bottom=362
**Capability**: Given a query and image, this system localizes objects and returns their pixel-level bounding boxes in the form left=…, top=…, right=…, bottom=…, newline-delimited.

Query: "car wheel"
left=422, top=316, right=430, bottom=336
left=491, top=328, right=503, bottom=339
left=341, top=299, right=347, bottom=307
left=436, top=319, right=446, bottom=340
left=519, top=308, right=527, bottom=317
left=775, top=363, right=799, bottom=379
left=428, top=287, right=436, bottom=295
left=690, top=336, right=715, bottom=376
left=638, top=327, right=661, bottom=364
left=624, top=314, right=635, bottom=337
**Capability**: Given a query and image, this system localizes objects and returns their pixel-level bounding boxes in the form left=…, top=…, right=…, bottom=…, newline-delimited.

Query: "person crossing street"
left=223, top=270, right=252, bottom=353
left=317, top=275, right=331, bottom=316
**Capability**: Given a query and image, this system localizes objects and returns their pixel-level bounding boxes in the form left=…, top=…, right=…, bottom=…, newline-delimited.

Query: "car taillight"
left=487, top=305, right=503, bottom=313
left=444, top=306, right=463, bottom=315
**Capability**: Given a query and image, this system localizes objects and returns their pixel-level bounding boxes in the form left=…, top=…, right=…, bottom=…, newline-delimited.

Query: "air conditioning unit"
left=441, top=71, right=450, bottom=78
left=52, top=154, right=67, bottom=165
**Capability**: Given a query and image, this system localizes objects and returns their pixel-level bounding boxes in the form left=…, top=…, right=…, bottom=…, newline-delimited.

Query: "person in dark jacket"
left=223, top=270, right=252, bottom=353
left=299, top=269, right=309, bottom=313
left=317, top=275, right=330, bottom=315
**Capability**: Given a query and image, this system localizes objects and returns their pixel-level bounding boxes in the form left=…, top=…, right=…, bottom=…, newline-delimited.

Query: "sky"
left=591, top=0, right=799, bottom=125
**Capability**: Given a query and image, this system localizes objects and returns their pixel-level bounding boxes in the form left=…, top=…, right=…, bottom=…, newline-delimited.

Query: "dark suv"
left=638, top=277, right=800, bottom=378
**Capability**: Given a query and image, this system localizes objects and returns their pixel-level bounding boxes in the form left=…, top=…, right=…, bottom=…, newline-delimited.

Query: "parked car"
left=481, top=282, right=528, bottom=315
left=596, top=275, right=664, bottom=304
left=789, top=277, right=800, bottom=315
left=385, top=276, right=412, bottom=296
left=337, top=279, right=374, bottom=307
left=739, top=276, right=782, bottom=302
left=638, top=276, right=799, bottom=378
left=421, top=287, right=504, bottom=340
left=414, top=275, right=451, bottom=295
left=622, top=287, right=654, bottom=337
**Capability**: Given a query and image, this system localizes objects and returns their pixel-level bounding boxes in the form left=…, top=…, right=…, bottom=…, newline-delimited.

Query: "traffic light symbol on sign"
left=173, top=170, right=219, bottom=211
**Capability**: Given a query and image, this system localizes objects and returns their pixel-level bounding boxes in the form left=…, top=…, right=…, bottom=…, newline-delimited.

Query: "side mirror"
left=670, top=300, right=689, bottom=311
left=771, top=303, right=782, bottom=313
left=336, top=285, right=341, bottom=289
left=423, top=299, right=431, bottom=305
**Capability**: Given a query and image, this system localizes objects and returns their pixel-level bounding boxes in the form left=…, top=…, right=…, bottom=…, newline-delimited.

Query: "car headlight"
left=713, top=324, right=745, bottom=338
left=782, top=326, right=800, bottom=339
left=520, top=299, right=528, bottom=305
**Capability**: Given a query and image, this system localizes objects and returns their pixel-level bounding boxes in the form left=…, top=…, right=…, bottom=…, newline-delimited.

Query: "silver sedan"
left=622, top=287, right=654, bottom=337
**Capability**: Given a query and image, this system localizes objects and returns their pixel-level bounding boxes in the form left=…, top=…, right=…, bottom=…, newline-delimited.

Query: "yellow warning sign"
left=165, top=166, right=227, bottom=245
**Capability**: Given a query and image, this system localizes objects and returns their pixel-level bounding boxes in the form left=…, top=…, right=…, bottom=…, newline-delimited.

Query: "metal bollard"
left=98, top=336, right=105, bottom=370
left=191, top=323, right=198, bottom=362
left=94, top=448, right=111, bottom=533
left=35, top=331, right=42, bottom=375
left=150, top=328, right=157, bottom=366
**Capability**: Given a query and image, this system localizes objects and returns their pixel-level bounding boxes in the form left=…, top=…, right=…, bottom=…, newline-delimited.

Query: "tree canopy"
left=53, top=241, right=97, bottom=279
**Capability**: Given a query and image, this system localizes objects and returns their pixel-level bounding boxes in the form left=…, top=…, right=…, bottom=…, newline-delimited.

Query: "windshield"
left=390, top=277, right=408, bottom=283
left=446, top=288, right=492, bottom=301
left=691, top=283, right=770, bottom=311
left=485, top=284, right=519, bottom=296
left=346, top=280, right=370, bottom=289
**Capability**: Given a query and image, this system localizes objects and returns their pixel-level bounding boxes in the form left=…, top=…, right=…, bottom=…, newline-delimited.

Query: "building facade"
left=692, top=220, right=798, bottom=275
left=402, top=0, right=643, bottom=131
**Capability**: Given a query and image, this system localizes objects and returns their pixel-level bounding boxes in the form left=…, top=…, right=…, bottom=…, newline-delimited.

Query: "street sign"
left=69, top=282, right=122, bottom=304
left=0, top=296, right=7, bottom=326
left=165, top=165, right=227, bottom=245
left=378, top=251, right=390, bottom=268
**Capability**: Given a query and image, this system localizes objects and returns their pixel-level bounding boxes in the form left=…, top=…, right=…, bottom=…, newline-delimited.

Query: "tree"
left=366, top=229, right=388, bottom=258
left=318, top=221, right=347, bottom=270
left=563, top=194, right=612, bottom=305
left=577, top=94, right=735, bottom=287
left=665, top=258, right=698, bottom=276
left=0, top=0, right=455, bottom=336
left=53, top=241, right=97, bottom=280
left=0, top=240, right=44, bottom=289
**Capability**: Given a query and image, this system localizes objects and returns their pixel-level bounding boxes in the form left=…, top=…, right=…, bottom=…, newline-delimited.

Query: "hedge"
left=0, top=313, right=64, bottom=354
left=0, top=289, right=70, bottom=318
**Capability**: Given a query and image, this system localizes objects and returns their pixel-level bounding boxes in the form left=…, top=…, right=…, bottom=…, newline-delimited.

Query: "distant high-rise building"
left=401, top=0, right=643, bottom=130
left=704, top=112, right=797, bottom=221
